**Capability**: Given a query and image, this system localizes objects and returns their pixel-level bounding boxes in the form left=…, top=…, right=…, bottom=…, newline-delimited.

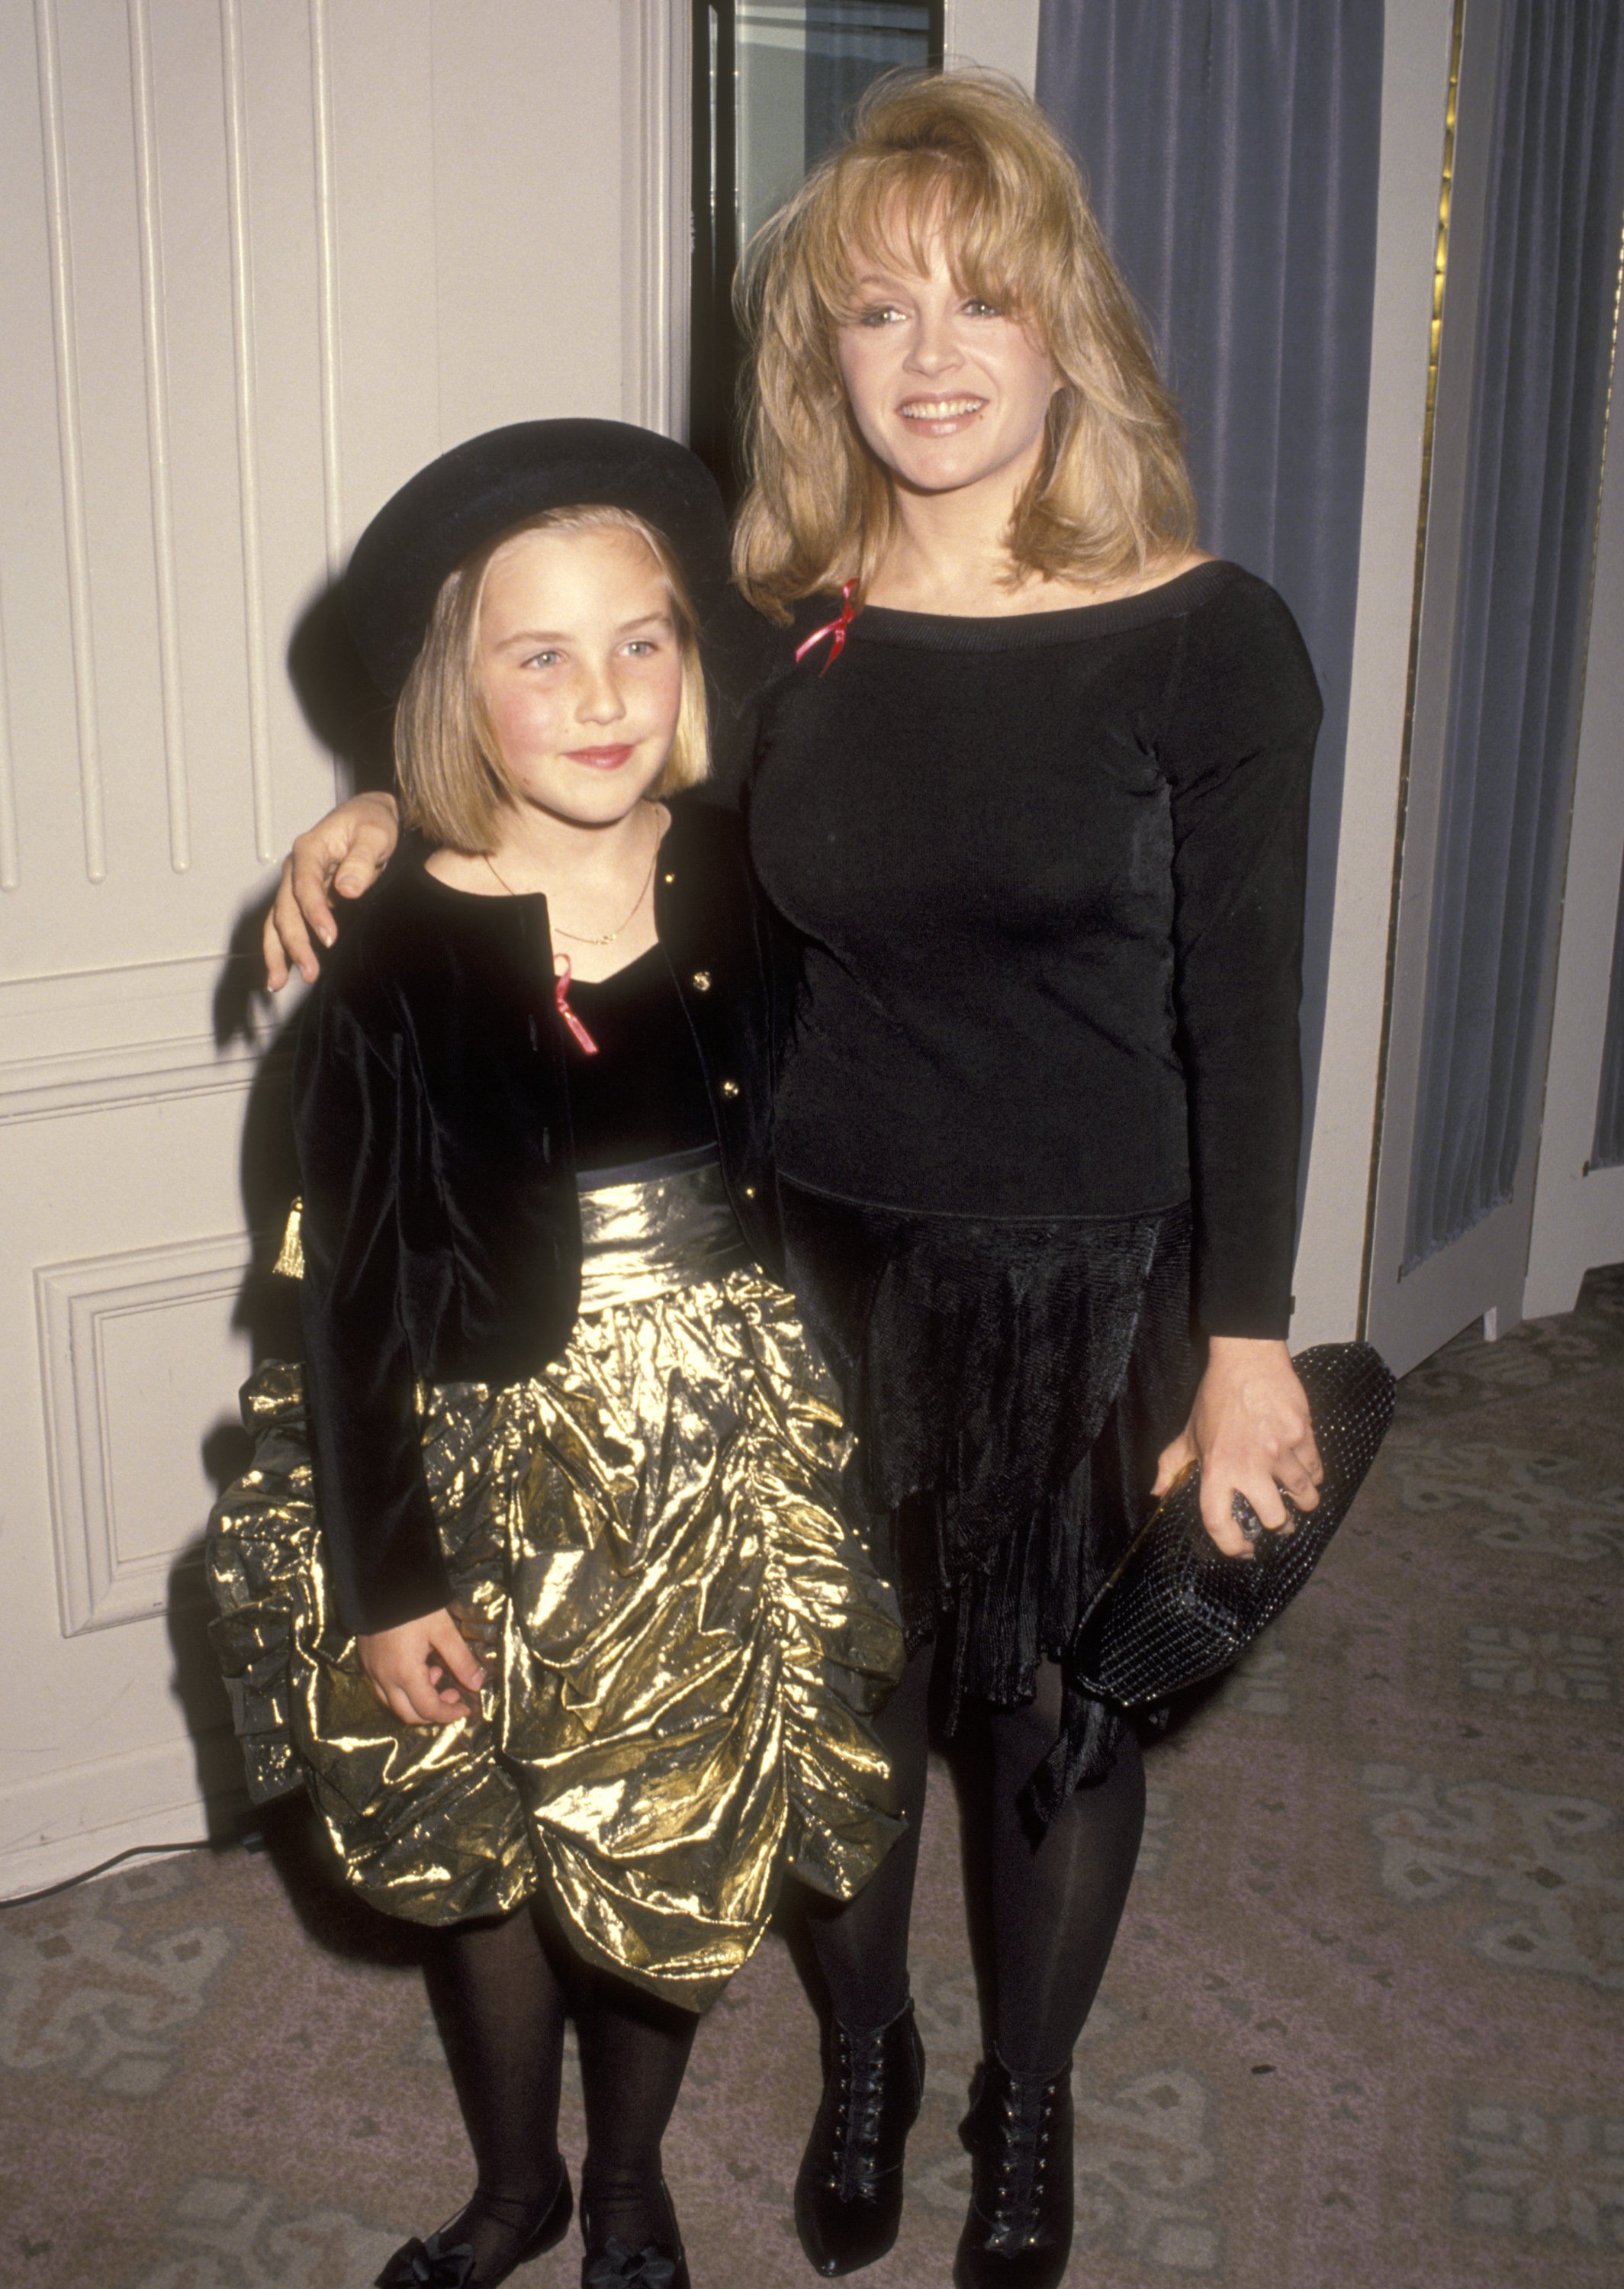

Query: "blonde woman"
left=268, top=76, right=1323, bottom=2289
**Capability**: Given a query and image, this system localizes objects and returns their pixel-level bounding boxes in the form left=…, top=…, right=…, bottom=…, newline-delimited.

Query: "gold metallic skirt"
left=207, top=1158, right=905, bottom=2011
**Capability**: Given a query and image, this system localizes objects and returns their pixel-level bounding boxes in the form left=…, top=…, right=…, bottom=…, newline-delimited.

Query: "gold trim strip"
left=1356, top=0, right=1466, bottom=1336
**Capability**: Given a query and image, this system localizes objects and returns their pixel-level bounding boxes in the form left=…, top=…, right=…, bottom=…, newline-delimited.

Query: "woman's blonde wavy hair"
left=395, top=506, right=709, bottom=852
left=733, top=69, right=1195, bottom=620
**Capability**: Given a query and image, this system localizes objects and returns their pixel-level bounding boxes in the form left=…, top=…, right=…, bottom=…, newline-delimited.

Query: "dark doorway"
left=690, top=1, right=944, bottom=502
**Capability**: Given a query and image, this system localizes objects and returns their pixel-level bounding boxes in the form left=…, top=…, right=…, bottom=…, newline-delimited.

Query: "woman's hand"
left=355, top=1605, right=487, bottom=1727
left=1153, top=1337, right=1323, bottom=1557
left=262, top=791, right=400, bottom=990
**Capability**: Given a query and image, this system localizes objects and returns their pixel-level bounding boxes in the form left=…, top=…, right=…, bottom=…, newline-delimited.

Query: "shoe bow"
left=583, top=2236, right=683, bottom=2287
left=377, top=2233, right=478, bottom=2289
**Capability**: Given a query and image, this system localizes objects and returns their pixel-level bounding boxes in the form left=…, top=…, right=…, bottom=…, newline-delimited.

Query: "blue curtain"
left=1594, top=852, right=1624, bottom=1172
left=1403, top=0, right=1624, bottom=1268
left=1035, top=1, right=1384, bottom=1180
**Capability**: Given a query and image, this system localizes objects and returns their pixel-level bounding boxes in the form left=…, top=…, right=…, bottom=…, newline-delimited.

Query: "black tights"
left=805, top=1643, right=1146, bottom=2080
left=425, top=1902, right=695, bottom=2271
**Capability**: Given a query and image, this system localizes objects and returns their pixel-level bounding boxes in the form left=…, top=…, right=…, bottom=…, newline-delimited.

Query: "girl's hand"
left=262, top=791, right=400, bottom=990
left=1153, top=1337, right=1323, bottom=1557
left=450, top=1596, right=501, bottom=1672
left=355, top=1607, right=487, bottom=1727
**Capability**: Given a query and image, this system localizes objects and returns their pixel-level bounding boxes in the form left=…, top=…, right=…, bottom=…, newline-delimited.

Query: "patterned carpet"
left=5, top=1268, right=1622, bottom=2288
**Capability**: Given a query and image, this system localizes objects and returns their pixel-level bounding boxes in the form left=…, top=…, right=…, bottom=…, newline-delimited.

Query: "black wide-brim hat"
left=343, top=419, right=732, bottom=699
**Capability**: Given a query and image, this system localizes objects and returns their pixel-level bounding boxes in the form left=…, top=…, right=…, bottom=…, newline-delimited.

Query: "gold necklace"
left=482, top=808, right=661, bottom=945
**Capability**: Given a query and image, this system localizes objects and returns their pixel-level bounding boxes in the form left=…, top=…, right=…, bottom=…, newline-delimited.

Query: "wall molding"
left=620, top=0, right=689, bottom=438
left=0, top=1030, right=265, bottom=1125
left=0, top=559, right=19, bottom=891
left=219, top=0, right=275, bottom=864
left=34, top=0, right=105, bottom=882
left=0, top=953, right=299, bottom=1124
left=129, top=0, right=190, bottom=874
left=307, top=0, right=343, bottom=573
left=36, top=1231, right=256, bottom=1634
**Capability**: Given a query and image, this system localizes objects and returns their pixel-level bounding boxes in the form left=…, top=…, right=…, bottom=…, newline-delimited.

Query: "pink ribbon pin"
left=554, top=956, right=599, bottom=1055
left=795, top=580, right=857, bottom=673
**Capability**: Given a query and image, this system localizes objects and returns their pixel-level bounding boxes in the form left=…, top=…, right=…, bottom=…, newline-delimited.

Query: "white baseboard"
left=0, top=1730, right=248, bottom=1902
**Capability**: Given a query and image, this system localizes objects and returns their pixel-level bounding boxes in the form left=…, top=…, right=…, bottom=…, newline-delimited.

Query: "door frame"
left=622, top=0, right=691, bottom=439
left=1523, top=391, right=1624, bottom=1317
left=1362, top=0, right=1545, bottom=1376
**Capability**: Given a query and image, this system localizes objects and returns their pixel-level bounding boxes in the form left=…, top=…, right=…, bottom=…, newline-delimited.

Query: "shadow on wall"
left=212, top=574, right=393, bottom=1054
left=217, top=563, right=394, bottom=1310
left=285, top=575, right=397, bottom=798
left=167, top=575, right=395, bottom=1850
left=162, top=1537, right=246, bottom=1846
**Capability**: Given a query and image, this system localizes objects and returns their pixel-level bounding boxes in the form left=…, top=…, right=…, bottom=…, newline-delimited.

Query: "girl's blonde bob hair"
left=394, top=505, right=709, bottom=852
left=734, top=69, right=1195, bottom=619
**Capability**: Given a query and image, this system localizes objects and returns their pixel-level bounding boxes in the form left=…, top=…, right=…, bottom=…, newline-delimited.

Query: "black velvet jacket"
left=294, top=797, right=783, bottom=1636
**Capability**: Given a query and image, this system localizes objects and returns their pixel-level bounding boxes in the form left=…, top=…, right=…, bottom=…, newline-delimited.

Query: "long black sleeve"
left=1161, top=579, right=1320, bottom=1337
left=294, top=971, right=453, bottom=1637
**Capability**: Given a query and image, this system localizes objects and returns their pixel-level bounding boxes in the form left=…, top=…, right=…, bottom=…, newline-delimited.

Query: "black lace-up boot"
left=794, top=1999, right=925, bottom=2276
left=953, top=2052, right=1074, bottom=2289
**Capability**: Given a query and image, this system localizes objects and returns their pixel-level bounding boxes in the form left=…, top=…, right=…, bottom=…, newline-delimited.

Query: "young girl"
left=207, top=420, right=903, bottom=2289
left=265, top=73, right=1325, bottom=2289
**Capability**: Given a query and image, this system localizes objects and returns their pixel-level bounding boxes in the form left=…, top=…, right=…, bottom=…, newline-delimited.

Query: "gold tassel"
left=272, top=1199, right=305, bottom=1280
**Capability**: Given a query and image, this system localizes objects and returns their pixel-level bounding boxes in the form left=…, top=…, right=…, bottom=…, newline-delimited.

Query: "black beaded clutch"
left=1072, top=1342, right=1397, bottom=1709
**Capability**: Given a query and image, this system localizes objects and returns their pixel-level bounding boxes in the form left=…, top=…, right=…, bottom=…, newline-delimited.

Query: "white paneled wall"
left=0, top=0, right=684, bottom=1894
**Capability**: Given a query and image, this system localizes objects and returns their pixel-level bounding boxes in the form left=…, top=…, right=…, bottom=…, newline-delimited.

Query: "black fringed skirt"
left=781, top=1181, right=1198, bottom=1822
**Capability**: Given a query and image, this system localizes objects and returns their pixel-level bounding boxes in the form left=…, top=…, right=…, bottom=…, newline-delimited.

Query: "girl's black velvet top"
left=564, top=946, right=716, bottom=1172
left=293, top=797, right=783, bottom=1636
left=745, top=562, right=1321, bottom=1339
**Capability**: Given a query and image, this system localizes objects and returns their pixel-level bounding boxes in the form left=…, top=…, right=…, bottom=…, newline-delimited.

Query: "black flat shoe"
left=953, top=2054, right=1073, bottom=2289
left=794, top=1998, right=925, bottom=2278
left=580, top=2181, right=690, bottom=2289
left=375, top=2163, right=574, bottom=2288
